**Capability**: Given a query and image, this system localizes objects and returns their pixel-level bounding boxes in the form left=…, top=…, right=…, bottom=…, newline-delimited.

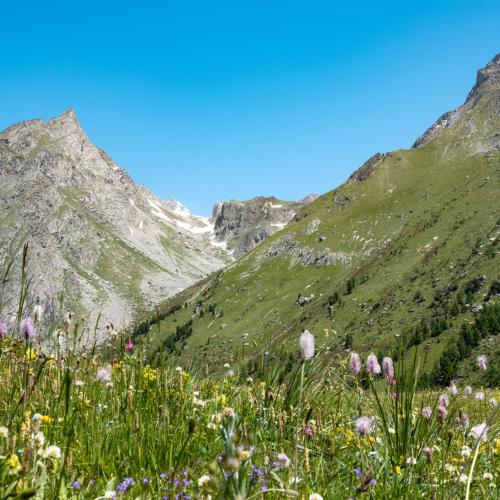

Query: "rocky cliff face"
left=413, top=54, right=499, bottom=150
left=211, top=195, right=318, bottom=257
left=0, top=110, right=230, bottom=342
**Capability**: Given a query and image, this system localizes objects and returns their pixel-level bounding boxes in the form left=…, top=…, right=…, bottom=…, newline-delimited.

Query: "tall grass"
left=0, top=256, right=498, bottom=498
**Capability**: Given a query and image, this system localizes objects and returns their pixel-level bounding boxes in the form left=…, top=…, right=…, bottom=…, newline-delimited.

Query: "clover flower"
left=464, top=385, right=473, bottom=396
left=475, top=391, right=485, bottom=401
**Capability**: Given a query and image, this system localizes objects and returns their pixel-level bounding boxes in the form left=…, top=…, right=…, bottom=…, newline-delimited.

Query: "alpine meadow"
left=0, top=9, right=499, bottom=500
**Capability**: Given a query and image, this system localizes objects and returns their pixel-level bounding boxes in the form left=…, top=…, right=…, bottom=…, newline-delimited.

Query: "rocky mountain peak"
left=412, top=53, right=499, bottom=149
left=0, top=110, right=230, bottom=342
left=467, top=53, right=499, bottom=103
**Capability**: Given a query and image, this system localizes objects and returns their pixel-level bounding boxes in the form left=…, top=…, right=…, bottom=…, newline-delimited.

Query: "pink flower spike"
left=366, top=353, right=381, bottom=375
left=0, top=322, right=7, bottom=338
left=349, top=352, right=361, bottom=374
left=438, top=394, right=449, bottom=408
left=476, top=355, right=487, bottom=371
left=448, top=382, right=458, bottom=396
left=303, top=425, right=314, bottom=438
left=19, top=318, right=36, bottom=340
left=382, top=357, right=394, bottom=379
left=125, top=340, right=134, bottom=351
left=422, top=406, right=432, bottom=419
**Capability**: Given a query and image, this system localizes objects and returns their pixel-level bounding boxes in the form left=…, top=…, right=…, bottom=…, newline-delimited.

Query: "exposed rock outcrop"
left=211, top=195, right=317, bottom=257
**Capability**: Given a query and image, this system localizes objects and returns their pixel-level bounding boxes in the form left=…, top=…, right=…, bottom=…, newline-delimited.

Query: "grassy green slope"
left=135, top=89, right=499, bottom=383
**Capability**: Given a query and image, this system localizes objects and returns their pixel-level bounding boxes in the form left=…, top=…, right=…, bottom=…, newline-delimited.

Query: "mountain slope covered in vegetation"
left=136, top=55, right=500, bottom=385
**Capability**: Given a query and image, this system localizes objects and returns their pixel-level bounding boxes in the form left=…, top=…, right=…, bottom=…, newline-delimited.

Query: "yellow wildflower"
left=394, top=466, right=401, bottom=475
left=25, top=348, right=36, bottom=361
left=6, top=454, right=21, bottom=473
left=218, top=394, right=227, bottom=406
left=41, top=415, right=54, bottom=425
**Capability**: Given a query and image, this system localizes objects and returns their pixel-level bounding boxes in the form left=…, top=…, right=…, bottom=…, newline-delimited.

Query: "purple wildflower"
left=366, top=353, right=381, bottom=375
left=477, top=355, right=487, bottom=371
left=19, top=318, right=35, bottom=340
left=350, top=352, right=361, bottom=374
left=0, top=322, right=7, bottom=338
left=355, top=416, right=374, bottom=435
left=438, top=394, right=449, bottom=407
left=382, top=357, right=394, bottom=379
left=422, top=406, right=432, bottom=419
left=303, top=424, right=314, bottom=438
left=437, top=405, right=447, bottom=424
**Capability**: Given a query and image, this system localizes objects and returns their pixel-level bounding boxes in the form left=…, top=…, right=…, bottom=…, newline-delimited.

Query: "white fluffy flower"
left=0, top=426, right=8, bottom=438
left=277, top=451, right=291, bottom=468
left=469, top=423, right=488, bottom=441
left=44, top=445, right=62, bottom=460
left=460, top=445, right=471, bottom=458
left=309, top=495, right=324, bottom=500
left=198, top=474, right=211, bottom=487
left=299, top=330, right=315, bottom=360
left=475, top=391, right=485, bottom=401
left=448, top=382, right=458, bottom=396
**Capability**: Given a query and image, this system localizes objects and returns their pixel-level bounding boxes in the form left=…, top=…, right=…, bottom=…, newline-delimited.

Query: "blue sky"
left=1, top=1, right=498, bottom=215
